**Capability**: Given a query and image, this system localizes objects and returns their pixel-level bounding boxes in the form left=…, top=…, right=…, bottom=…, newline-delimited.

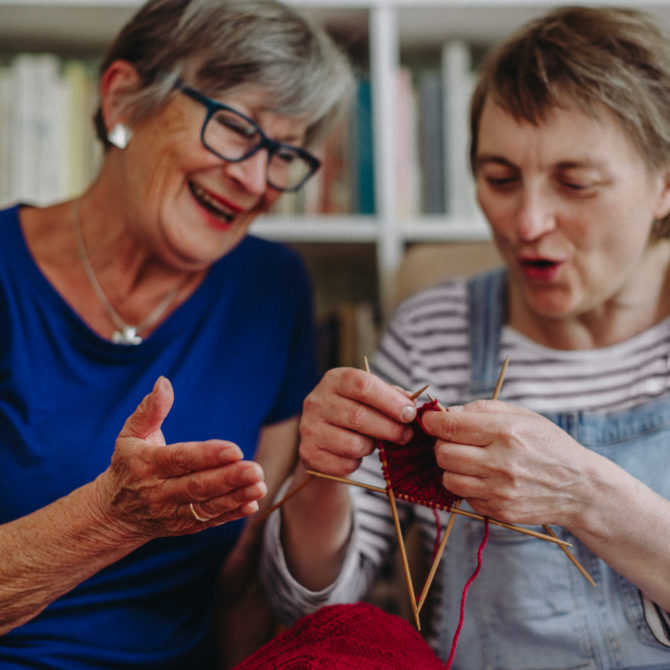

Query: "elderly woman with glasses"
left=0, top=1, right=352, bottom=668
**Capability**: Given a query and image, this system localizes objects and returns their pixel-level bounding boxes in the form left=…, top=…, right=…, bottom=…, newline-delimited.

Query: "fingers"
left=299, top=423, right=370, bottom=477
left=105, top=377, right=268, bottom=536
left=106, top=452, right=267, bottom=536
left=421, top=399, right=528, bottom=445
left=314, top=367, right=418, bottom=432
left=168, top=457, right=266, bottom=506
left=120, top=376, right=174, bottom=441
left=187, top=471, right=267, bottom=526
left=421, top=407, right=491, bottom=447
left=298, top=368, right=418, bottom=477
left=151, top=439, right=244, bottom=477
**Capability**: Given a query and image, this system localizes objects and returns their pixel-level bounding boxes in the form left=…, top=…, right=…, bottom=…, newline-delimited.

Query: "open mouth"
left=520, top=258, right=557, bottom=270
left=189, top=182, right=236, bottom=224
left=519, top=257, right=562, bottom=280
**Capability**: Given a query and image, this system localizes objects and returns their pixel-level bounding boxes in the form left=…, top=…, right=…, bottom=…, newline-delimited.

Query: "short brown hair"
left=469, top=6, right=670, bottom=236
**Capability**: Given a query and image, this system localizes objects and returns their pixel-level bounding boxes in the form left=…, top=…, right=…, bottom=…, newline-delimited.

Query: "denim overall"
left=432, top=269, right=670, bottom=669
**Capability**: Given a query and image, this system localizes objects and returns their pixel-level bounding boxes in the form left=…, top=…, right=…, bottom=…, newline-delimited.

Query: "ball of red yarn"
left=377, top=399, right=459, bottom=511
left=232, top=602, right=443, bottom=669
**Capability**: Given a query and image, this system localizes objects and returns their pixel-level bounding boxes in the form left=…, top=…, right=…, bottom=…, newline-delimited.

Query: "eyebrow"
left=475, top=154, right=607, bottom=171
left=474, top=155, right=513, bottom=169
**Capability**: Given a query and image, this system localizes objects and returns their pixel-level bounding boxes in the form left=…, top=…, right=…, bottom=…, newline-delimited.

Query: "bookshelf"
left=3, top=0, right=670, bottom=329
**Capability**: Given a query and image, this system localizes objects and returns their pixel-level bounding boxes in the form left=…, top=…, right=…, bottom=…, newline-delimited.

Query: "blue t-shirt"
left=0, top=205, right=318, bottom=669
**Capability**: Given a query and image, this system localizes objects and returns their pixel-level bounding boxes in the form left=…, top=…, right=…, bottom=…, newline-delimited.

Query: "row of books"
left=0, top=53, right=102, bottom=208
left=0, top=51, right=375, bottom=214
left=0, top=43, right=480, bottom=220
left=396, top=40, right=479, bottom=220
left=273, top=40, right=480, bottom=220
left=270, top=75, right=376, bottom=217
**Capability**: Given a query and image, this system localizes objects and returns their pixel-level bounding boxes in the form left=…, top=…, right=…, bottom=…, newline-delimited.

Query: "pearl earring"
left=107, top=123, right=132, bottom=149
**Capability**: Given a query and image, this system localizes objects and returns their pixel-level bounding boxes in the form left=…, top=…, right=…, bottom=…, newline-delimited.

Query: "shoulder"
left=236, top=235, right=304, bottom=267
left=232, top=236, right=308, bottom=281
left=215, top=235, right=311, bottom=293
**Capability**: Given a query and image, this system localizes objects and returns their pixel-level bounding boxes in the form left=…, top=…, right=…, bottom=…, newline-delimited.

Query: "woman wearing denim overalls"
left=263, top=7, right=670, bottom=669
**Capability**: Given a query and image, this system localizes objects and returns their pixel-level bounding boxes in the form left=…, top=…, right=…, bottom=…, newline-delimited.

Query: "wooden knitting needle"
left=250, top=474, right=314, bottom=529
left=389, top=487, right=421, bottom=630
left=409, top=383, right=429, bottom=401
left=305, top=471, right=571, bottom=547
left=417, top=357, right=510, bottom=614
left=362, top=357, right=429, bottom=402
left=364, top=356, right=421, bottom=629
left=416, top=499, right=461, bottom=614
left=305, top=469, right=386, bottom=494
left=543, top=524, right=596, bottom=587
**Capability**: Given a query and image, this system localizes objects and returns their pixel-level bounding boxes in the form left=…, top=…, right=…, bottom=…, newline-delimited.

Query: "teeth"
left=190, top=183, right=234, bottom=223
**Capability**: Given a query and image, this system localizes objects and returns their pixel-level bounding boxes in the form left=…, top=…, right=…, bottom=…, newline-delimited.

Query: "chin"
left=521, top=283, right=576, bottom=320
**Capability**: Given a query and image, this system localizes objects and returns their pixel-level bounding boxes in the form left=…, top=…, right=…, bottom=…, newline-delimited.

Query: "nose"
left=515, top=185, right=556, bottom=240
left=225, top=149, right=269, bottom=196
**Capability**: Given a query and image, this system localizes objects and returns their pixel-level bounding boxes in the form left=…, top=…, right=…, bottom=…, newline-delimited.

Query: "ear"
left=652, top=167, right=670, bottom=221
left=99, top=59, right=142, bottom=135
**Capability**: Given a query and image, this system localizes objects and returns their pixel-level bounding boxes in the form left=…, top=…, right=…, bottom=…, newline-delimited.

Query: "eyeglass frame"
left=174, top=78, right=321, bottom=193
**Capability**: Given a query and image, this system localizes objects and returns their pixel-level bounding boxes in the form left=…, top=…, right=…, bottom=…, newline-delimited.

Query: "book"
left=394, top=66, right=420, bottom=217
left=3, top=53, right=101, bottom=206
left=417, top=68, right=445, bottom=214
left=441, top=40, right=479, bottom=222
left=350, top=76, right=375, bottom=215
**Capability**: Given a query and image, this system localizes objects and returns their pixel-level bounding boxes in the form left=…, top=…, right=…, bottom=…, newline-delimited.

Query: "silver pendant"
left=111, top=326, right=143, bottom=345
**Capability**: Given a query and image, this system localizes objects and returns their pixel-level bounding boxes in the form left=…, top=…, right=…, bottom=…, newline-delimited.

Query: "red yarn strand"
left=444, top=519, right=490, bottom=669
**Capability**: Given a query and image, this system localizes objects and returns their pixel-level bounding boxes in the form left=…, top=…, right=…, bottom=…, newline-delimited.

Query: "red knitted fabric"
left=232, top=602, right=444, bottom=669
left=377, top=400, right=459, bottom=511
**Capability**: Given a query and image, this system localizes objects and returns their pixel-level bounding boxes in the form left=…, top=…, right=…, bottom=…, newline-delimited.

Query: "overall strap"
left=466, top=268, right=507, bottom=398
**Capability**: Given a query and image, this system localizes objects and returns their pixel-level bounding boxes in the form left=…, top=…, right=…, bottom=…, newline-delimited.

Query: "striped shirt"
left=262, top=275, right=670, bottom=651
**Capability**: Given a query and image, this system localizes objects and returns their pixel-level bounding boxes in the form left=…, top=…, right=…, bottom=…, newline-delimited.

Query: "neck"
left=72, top=193, right=201, bottom=342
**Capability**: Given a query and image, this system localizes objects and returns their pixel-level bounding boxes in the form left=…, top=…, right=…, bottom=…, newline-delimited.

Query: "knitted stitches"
left=232, top=602, right=444, bottom=669
left=377, top=400, right=459, bottom=511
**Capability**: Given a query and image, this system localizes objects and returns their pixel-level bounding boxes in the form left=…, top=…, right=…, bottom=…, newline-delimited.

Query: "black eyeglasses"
left=174, top=79, right=321, bottom=192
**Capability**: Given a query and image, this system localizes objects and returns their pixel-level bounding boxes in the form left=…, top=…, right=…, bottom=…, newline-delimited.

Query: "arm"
left=277, top=367, right=418, bottom=591
left=423, top=400, right=670, bottom=611
left=0, top=376, right=266, bottom=635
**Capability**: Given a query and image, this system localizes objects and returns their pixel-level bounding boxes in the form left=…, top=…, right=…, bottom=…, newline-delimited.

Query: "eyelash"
left=483, top=175, right=596, bottom=194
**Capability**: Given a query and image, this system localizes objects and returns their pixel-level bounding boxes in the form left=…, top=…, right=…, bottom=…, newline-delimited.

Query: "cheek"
left=264, top=189, right=284, bottom=210
left=476, top=187, right=515, bottom=237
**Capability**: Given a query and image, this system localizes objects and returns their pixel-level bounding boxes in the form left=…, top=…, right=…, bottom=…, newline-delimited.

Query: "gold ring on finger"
left=189, top=502, right=211, bottom=522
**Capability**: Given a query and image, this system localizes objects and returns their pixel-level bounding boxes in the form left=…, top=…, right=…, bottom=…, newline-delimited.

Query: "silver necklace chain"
left=72, top=199, right=186, bottom=345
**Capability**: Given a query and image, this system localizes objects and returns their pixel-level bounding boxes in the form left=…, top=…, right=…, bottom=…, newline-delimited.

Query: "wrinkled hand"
left=298, top=367, right=418, bottom=477
left=95, top=377, right=267, bottom=538
left=422, top=400, right=591, bottom=526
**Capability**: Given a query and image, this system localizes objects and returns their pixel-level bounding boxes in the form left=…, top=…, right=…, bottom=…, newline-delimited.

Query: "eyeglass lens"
left=204, top=108, right=313, bottom=191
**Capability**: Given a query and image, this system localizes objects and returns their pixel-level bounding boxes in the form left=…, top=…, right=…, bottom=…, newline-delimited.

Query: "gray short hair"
left=94, top=0, right=354, bottom=149
left=469, top=6, right=670, bottom=237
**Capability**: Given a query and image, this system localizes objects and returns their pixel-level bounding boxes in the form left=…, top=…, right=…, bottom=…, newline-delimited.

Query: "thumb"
left=120, top=376, right=175, bottom=440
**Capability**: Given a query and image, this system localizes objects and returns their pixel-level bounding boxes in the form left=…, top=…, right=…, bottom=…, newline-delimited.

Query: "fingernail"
left=401, top=405, right=417, bottom=422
